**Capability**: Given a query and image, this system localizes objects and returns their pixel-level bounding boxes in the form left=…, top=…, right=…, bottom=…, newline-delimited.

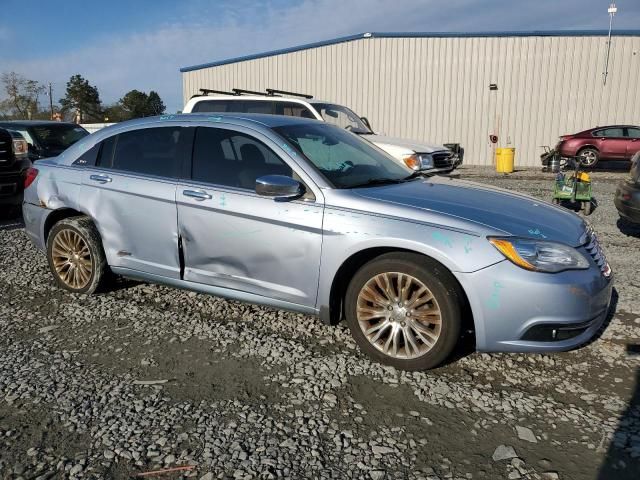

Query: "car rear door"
left=597, top=127, right=627, bottom=159
left=80, top=125, right=190, bottom=279
left=625, top=127, right=640, bottom=159
left=176, top=124, right=324, bottom=308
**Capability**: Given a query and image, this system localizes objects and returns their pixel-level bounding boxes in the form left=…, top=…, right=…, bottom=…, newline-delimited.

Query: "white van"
left=183, top=89, right=462, bottom=173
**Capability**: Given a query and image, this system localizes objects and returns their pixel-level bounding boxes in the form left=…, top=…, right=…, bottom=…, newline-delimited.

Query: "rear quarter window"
left=72, top=144, right=100, bottom=166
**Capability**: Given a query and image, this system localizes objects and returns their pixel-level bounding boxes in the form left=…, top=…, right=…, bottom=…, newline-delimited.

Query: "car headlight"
left=488, top=237, right=590, bottom=273
left=403, top=153, right=434, bottom=170
left=12, top=138, right=28, bottom=159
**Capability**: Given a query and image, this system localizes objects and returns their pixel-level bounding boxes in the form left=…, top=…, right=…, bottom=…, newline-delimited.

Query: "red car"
left=556, top=125, right=640, bottom=167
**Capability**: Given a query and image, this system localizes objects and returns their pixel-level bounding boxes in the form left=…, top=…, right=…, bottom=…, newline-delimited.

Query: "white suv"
left=182, top=88, right=461, bottom=173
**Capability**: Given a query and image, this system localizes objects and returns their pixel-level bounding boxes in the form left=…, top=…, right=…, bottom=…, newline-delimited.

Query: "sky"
left=1, top=0, right=639, bottom=114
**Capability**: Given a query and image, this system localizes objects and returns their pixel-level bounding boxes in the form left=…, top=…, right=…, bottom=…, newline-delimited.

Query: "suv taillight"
left=12, top=138, right=28, bottom=158
left=24, top=167, right=38, bottom=189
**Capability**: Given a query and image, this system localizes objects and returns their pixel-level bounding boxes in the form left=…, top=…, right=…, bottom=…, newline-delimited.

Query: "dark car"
left=0, top=121, right=89, bottom=162
left=614, top=152, right=640, bottom=224
left=0, top=128, right=31, bottom=212
left=556, top=125, right=640, bottom=167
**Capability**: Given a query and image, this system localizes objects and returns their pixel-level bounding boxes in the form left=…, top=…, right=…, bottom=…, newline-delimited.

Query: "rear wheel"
left=578, top=148, right=599, bottom=168
left=345, top=253, right=462, bottom=371
left=583, top=200, right=593, bottom=215
left=46, top=217, right=107, bottom=294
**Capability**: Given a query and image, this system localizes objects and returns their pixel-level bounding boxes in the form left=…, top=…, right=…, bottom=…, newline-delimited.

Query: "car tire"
left=46, top=216, right=107, bottom=294
left=578, top=148, right=599, bottom=168
left=345, top=252, right=462, bottom=371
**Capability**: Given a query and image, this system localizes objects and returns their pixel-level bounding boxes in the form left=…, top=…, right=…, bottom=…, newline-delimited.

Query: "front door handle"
left=89, top=174, right=112, bottom=184
left=183, top=189, right=212, bottom=201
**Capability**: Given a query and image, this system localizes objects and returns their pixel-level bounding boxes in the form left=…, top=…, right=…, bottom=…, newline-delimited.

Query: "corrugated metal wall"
left=182, top=35, right=640, bottom=166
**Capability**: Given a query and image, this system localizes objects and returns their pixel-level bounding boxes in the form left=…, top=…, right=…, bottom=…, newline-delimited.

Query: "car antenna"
left=266, top=88, right=313, bottom=99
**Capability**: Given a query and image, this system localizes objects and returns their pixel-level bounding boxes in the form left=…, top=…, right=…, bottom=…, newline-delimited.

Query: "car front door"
left=81, top=125, right=189, bottom=279
left=625, top=127, right=640, bottom=159
left=176, top=124, right=324, bottom=308
left=596, top=127, right=627, bottom=159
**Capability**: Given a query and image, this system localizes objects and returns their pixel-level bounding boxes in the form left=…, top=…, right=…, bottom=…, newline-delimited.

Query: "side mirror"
left=255, top=175, right=303, bottom=200
left=360, top=116, right=372, bottom=130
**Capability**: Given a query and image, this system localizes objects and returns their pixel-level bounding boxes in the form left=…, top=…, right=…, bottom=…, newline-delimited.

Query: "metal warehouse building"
left=181, top=31, right=640, bottom=167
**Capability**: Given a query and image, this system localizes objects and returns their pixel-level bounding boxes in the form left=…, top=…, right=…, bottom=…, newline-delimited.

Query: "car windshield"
left=312, top=103, right=372, bottom=134
left=273, top=122, right=412, bottom=189
left=31, top=124, right=89, bottom=152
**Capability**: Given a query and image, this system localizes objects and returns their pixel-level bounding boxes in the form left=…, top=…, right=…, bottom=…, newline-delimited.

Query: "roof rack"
left=232, top=88, right=272, bottom=96
left=199, top=88, right=236, bottom=96
left=266, top=88, right=313, bottom=99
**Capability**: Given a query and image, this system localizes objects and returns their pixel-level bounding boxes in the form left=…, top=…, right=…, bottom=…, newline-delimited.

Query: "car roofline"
left=188, top=95, right=314, bottom=105
left=55, top=113, right=326, bottom=166
left=128, top=113, right=322, bottom=128
left=0, top=120, right=81, bottom=127
left=186, top=95, right=334, bottom=108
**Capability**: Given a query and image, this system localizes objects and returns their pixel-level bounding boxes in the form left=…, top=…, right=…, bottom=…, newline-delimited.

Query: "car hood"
left=364, top=133, right=447, bottom=154
left=353, top=176, right=586, bottom=246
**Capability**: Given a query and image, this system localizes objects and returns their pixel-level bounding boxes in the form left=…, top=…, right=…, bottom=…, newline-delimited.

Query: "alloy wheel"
left=580, top=150, right=598, bottom=166
left=356, top=272, right=442, bottom=359
left=51, top=229, right=93, bottom=290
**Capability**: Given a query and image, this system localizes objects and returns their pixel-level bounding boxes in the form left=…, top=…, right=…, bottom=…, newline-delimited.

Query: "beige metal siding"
left=182, top=35, right=640, bottom=166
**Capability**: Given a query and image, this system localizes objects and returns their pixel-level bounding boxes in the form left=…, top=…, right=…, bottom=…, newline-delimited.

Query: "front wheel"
left=345, top=253, right=462, bottom=371
left=46, top=216, right=108, bottom=294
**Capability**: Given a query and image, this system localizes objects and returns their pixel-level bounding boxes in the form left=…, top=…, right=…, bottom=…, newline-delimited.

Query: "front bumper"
left=455, top=257, right=613, bottom=352
left=614, top=181, right=640, bottom=223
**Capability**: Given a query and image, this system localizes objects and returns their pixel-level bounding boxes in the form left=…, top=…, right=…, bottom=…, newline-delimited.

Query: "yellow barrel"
left=495, top=147, right=515, bottom=173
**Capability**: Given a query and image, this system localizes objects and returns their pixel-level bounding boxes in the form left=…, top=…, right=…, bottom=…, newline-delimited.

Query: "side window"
left=106, top=127, right=182, bottom=177
left=601, top=128, right=624, bottom=138
left=626, top=128, right=640, bottom=138
left=192, top=100, right=230, bottom=113
left=192, top=127, right=292, bottom=189
left=275, top=102, right=315, bottom=119
left=241, top=100, right=274, bottom=114
left=96, top=136, right=116, bottom=167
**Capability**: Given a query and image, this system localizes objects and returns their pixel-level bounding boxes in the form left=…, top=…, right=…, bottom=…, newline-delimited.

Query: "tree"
left=0, top=72, right=46, bottom=119
left=59, top=74, right=102, bottom=123
left=102, top=103, right=127, bottom=123
left=119, top=89, right=166, bottom=119
left=146, top=91, right=166, bottom=116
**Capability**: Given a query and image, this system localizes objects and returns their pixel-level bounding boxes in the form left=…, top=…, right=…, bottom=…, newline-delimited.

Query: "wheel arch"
left=323, top=247, right=475, bottom=343
left=576, top=144, right=599, bottom=154
left=43, top=208, right=86, bottom=242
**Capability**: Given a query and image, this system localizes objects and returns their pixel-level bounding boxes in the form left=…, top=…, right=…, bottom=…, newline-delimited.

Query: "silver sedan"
left=22, top=114, right=613, bottom=370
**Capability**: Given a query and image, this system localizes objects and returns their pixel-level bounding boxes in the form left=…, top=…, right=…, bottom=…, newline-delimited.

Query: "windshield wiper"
left=403, top=171, right=427, bottom=180
left=349, top=178, right=406, bottom=188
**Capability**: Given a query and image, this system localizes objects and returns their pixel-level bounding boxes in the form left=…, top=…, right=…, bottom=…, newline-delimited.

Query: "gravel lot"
left=1, top=167, right=639, bottom=480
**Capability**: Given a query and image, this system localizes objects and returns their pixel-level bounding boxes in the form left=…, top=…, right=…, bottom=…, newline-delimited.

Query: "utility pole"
left=603, top=2, right=617, bottom=85
left=48, top=83, right=54, bottom=120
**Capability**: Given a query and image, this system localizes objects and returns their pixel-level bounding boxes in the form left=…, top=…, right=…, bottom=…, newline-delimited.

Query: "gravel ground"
left=1, top=167, right=639, bottom=480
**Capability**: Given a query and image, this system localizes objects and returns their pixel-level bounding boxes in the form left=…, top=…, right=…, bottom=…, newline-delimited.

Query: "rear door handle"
left=183, top=189, right=212, bottom=201
left=89, top=174, right=112, bottom=184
